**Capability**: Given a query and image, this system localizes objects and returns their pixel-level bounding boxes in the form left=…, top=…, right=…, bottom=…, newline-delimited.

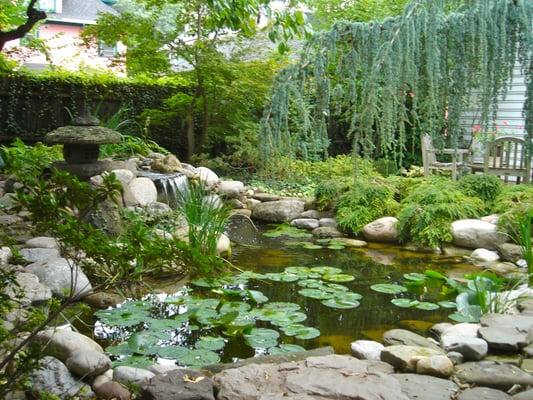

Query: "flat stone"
left=451, top=219, right=508, bottom=250
left=430, top=322, right=454, bottom=338
left=29, top=356, right=94, bottom=399
left=318, top=218, right=337, bottom=228
left=217, top=180, right=245, bottom=198
left=480, top=313, right=533, bottom=332
left=455, top=361, right=533, bottom=390
left=380, top=345, right=442, bottom=372
left=141, top=369, right=214, bottom=400
left=114, top=366, right=155, bottom=386
left=479, top=326, right=529, bottom=351
left=312, top=226, right=343, bottom=238
left=513, top=389, right=533, bottom=400
left=66, top=349, right=111, bottom=378
left=489, top=262, right=519, bottom=275
left=441, top=334, right=487, bottom=361
left=350, top=340, right=384, bottom=361
left=393, top=373, right=459, bottom=400
left=35, top=328, right=104, bottom=362
left=0, top=193, right=17, bottom=209
left=0, top=246, right=12, bottom=266
left=246, top=198, right=262, bottom=210
left=300, top=210, right=330, bottom=219
left=93, top=381, right=131, bottom=400
left=20, top=247, right=60, bottom=263
left=26, top=257, right=92, bottom=299
left=196, top=166, right=219, bottom=188
left=458, top=387, right=512, bottom=400
left=25, top=236, right=59, bottom=249
left=362, top=216, right=399, bottom=243
left=123, top=177, right=158, bottom=206
left=3, top=272, right=52, bottom=305
left=471, top=248, right=500, bottom=263
left=148, top=364, right=180, bottom=375
left=383, top=329, right=442, bottom=352
left=290, top=218, right=319, bottom=230
left=415, top=355, right=454, bottom=378
left=252, top=200, right=305, bottom=222
left=442, top=245, right=472, bottom=257
left=252, top=193, right=280, bottom=202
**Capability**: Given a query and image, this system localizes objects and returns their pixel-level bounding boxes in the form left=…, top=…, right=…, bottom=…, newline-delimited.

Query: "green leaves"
left=370, top=284, right=408, bottom=294
left=244, top=328, right=280, bottom=349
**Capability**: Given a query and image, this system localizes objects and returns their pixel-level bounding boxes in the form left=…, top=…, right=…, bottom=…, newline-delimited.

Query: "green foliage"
left=100, top=135, right=169, bottom=160
left=373, top=158, right=400, bottom=177
left=397, top=182, right=484, bottom=247
left=458, top=174, right=503, bottom=205
left=384, top=176, right=426, bottom=202
left=0, top=139, right=62, bottom=176
left=336, top=179, right=399, bottom=234
left=314, top=180, right=350, bottom=211
left=493, top=185, right=533, bottom=242
left=518, top=209, right=533, bottom=286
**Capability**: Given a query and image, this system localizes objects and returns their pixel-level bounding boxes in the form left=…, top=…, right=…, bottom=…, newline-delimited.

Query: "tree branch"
left=0, top=0, right=47, bottom=51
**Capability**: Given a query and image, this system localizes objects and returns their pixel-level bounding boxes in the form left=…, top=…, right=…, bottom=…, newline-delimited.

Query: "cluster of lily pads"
left=263, top=225, right=347, bottom=250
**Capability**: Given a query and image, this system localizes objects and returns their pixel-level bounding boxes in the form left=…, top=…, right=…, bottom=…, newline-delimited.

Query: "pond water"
left=88, top=224, right=478, bottom=368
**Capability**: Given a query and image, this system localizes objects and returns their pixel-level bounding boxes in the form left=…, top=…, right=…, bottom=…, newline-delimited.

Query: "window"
left=98, top=42, right=118, bottom=58
left=39, top=0, right=57, bottom=12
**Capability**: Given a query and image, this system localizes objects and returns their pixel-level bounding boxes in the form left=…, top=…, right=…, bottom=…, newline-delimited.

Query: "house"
left=5, top=0, right=125, bottom=74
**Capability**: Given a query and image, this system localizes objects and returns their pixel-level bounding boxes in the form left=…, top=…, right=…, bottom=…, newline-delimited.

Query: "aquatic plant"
left=518, top=209, right=533, bottom=286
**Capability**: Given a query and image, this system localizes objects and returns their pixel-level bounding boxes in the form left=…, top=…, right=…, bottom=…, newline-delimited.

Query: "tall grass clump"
left=398, top=182, right=484, bottom=248
left=518, top=209, right=533, bottom=286
left=493, top=185, right=533, bottom=243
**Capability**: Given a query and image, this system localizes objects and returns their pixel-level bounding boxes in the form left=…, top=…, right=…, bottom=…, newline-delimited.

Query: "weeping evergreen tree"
left=260, top=0, right=532, bottom=165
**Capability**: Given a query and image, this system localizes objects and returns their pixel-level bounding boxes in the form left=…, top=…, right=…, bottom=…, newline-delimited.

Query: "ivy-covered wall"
left=0, top=71, right=190, bottom=152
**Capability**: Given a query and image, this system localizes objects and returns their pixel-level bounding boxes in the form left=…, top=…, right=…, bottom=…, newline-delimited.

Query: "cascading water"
left=137, top=171, right=188, bottom=207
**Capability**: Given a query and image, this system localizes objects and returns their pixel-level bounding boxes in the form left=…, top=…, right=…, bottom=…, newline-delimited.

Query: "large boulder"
left=393, top=373, right=459, bottom=400
left=65, top=349, right=111, bottom=378
left=252, top=200, right=305, bottom=223
left=350, top=340, right=384, bottom=361
left=197, top=167, right=219, bottom=189
left=141, top=369, right=215, bottom=400
left=26, top=257, right=92, bottom=299
left=415, top=355, right=454, bottom=378
left=380, top=345, right=442, bottom=372
left=362, top=217, right=399, bottom=243
left=151, top=155, right=182, bottom=173
left=457, top=387, right=512, bottom=400
left=290, top=218, right=319, bottom=230
left=478, top=313, right=533, bottom=351
left=498, top=243, right=524, bottom=263
left=217, top=180, right=244, bottom=198
left=451, top=219, right=508, bottom=250
left=440, top=323, right=488, bottom=361
left=383, top=329, right=442, bottom=352
left=19, top=247, right=60, bottom=263
left=3, top=272, right=52, bottom=305
left=455, top=361, right=533, bottom=390
left=35, top=328, right=104, bottom=362
left=123, top=177, right=158, bottom=207
left=25, top=236, right=60, bottom=250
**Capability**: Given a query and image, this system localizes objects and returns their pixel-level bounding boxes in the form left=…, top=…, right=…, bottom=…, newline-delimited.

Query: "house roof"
left=47, top=0, right=118, bottom=24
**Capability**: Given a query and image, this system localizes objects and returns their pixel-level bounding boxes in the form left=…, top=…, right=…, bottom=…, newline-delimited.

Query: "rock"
left=447, top=351, right=464, bottom=365
left=252, top=200, right=305, bottom=222
left=151, top=155, right=182, bottom=173
left=26, top=257, right=92, bottom=298
left=499, top=243, right=524, bottom=263
left=290, top=218, right=319, bottom=230
left=145, top=202, right=172, bottom=214
left=471, top=248, right=500, bottom=263
left=383, top=329, right=442, bottom=352
left=114, top=366, right=155, bottom=386
left=415, top=355, right=454, bottom=378
left=489, top=262, right=519, bottom=275
left=218, top=181, right=245, bottom=198
left=0, top=193, right=17, bottom=209
left=3, top=272, right=52, bottom=305
left=481, top=214, right=500, bottom=224
left=35, top=328, right=104, bottom=362
left=84, top=291, right=123, bottom=309
left=441, top=335, right=487, bottom=361
left=216, top=233, right=231, bottom=255
left=332, top=238, right=367, bottom=247
left=228, top=198, right=245, bottom=209
left=213, top=355, right=403, bottom=400
left=318, top=218, right=337, bottom=228
left=513, top=389, right=533, bottom=400
left=197, top=167, right=219, bottom=188
left=362, top=217, right=399, bottom=243
left=29, top=356, right=94, bottom=399
left=430, top=322, right=454, bottom=338
left=123, top=177, right=158, bottom=206
left=458, top=387, right=512, bottom=400
left=93, top=381, right=131, bottom=400
left=393, top=373, right=459, bottom=400
left=66, top=349, right=111, bottom=378
left=25, top=236, right=60, bottom=250
left=478, top=313, right=533, bottom=351
left=246, top=198, right=262, bottom=210
left=311, top=226, right=343, bottom=238
left=252, top=193, right=280, bottom=202
left=480, top=313, right=533, bottom=332
left=230, top=209, right=252, bottom=218
left=380, top=345, right=443, bottom=372
left=456, top=361, right=533, bottom=390
left=451, top=219, right=508, bottom=250
left=442, top=245, right=473, bottom=257
left=0, top=246, right=12, bottom=266
left=350, top=340, right=384, bottom=361
left=300, top=210, right=329, bottom=219
left=108, top=169, right=135, bottom=186
left=141, top=369, right=214, bottom=400
left=148, top=364, right=180, bottom=375
left=19, top=247, right=60, bottom=263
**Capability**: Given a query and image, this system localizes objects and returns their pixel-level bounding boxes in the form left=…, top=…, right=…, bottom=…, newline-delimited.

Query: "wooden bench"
left=470, top=135, right=530, bottom=184
left=421, top=134, right=469, bottom=180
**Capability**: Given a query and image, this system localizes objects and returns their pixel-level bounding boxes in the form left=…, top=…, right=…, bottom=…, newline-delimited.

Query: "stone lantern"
left=45, top=111, right=133, bottom=179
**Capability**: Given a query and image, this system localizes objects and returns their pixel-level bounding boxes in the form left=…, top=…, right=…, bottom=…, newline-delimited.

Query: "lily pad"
left=391, top=298, right=420, bottom=308
left=244, top=328, right=280, bottom=349
left=269, top=312, right=307, bottom=326
left=111, top=355, right=154, bottom=369
left=310, top=266, right=343, bottom=275
left=321, top=297, right=360, bottom=309
left=179, top=349, right=220, bottom=368
left=438, top=301, right=457, bottom=309
left=327, top=245, right=345, bottom=250
left=294, top=327, right=321, bottom=340
left=324, top=283, right=349, bottom=292
left=269, top=344, right=306, bottom=355
left=263, top=225, right=313, bottom=239
left=247, top=290, right=269, bottom=304
left=302, top=243, right=323, bottom=250
left=416, top=302, right=440, bottom=311
left=106, top=343, right=133, bottom=356
left=262, top=302, right=301, bottom=312
left=322, top=273, right=355, bottom=283
left=285, top=266, right=311, bottom=275
left=403, top=273, right=427, bottom=282
left=264, top=272, right=300, bottom=282
left=219, top=301, right=251, bottom=314
left=95, top=302, right=151, bottom=327
left=156, top=346, right=190, bottom=359
left=370, top=283, right=408, bottom=294
left=195, top=336, right=226, bottom=351
left=298, top=288, right=334, bottom=300
left=297, top=279, right=323, bottom=288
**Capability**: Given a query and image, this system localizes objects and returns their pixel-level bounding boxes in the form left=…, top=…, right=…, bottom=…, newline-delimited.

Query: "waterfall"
left=137, top=171, right=188, bottom=207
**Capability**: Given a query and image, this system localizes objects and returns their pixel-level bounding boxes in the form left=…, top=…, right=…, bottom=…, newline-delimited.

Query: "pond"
left=90, top=223, right=478, bottom=369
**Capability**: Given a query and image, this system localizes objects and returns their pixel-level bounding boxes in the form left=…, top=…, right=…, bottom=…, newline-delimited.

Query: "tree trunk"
left=0, top=0, right=47, bottom=52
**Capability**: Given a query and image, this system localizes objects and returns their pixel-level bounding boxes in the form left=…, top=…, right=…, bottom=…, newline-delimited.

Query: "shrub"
left=385, top=176, right=426, bottom=202
left=336, top=179, right=399, bottom=234
left=374, top=158, right=399, bottom=177
left=0, top=139, right=62, bottom=176
left=398, top=182, right=484, bottom=247
left=493, top=185, right=533, bottom=242
left=100, top=134, right=170, bottom=160
left=315, top=180, right=352, bottom=211
left=458, top=174, right=503, bottom=205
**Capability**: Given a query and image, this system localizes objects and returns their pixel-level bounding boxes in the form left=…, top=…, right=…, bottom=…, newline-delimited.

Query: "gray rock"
left=480, top=313, right=533, bottom=332
left=218, top=180, right=244, bottom=198
left=290, top=218, right=319, bottom=230
left=114, top=366, right=155, bottom=386
left=440, top=323, right=487, bottom=361
left=123, top=177, right=158, bottom=206
left=499, top=243, right=524, bottom=263
left=430, top=322, right=454, bottom=338
left=0, top=193, right=17, bottom=210
left=415, top=355, right=454, bottom=378
left=93, top=381, right=131, bottom=400
left=513, top=389, right=533, bottom=400
left=458, top=387, right=512, bottom=400
left=252, top=200, right=305, bottom=222
left=380, top=345, right=442, bottom=372
left=196, top=167, right=219, bottom=189
left=451, top=219, right=508, bottom=250
left=481, top=214, right=500, bottom=224
left=252, top=193, right=280, bottom=202
left=148, top=364, right=180, bottom=375
left=455, top=361, right=533, bottom=390
left=489, top=262, right=519, bottom=276
left=109, top=169, right=135, bottom=186
left=246, top=198, right=262, bottom=210
left=144, top=202, right=172, bottom=214
left=383, top=329, right=442, bottom=352
left=393, top=373, right=459, bottom=400
left=20, top=247, right=60, bottom=263
left=150, top=155, right=182, bottom=174
left=300, top=210, right=329, bottom=219
left=65, top=349, right=111, bottom=378
left=332, top=238, right=367, bottom=247
left=25, top=236, right=60, bottom=249
left=350, top=340, right=384, bottom=361
left=447, top=351, right=464, bottom=365
left=141, top=369, right=214, bottom=400
left=442, top=245, right=472, bottom=257
left=478, top=313, right=533, bottom=351
left=362, top=217, right=399, bottom=243
left=311, top=226, right=343, bottom=238
left=29, top=356, right=94, bottom=399
left=470, top=248, right=500, bottom=263
left=0, top=246, right=12, bottom=266
left=3, top=272, right=52, bottom=305
left=26, top=257, right=92, bottom=298
left=35, top=328, right=104, bottom=362
left=318, top=218, right=337, bottom=228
